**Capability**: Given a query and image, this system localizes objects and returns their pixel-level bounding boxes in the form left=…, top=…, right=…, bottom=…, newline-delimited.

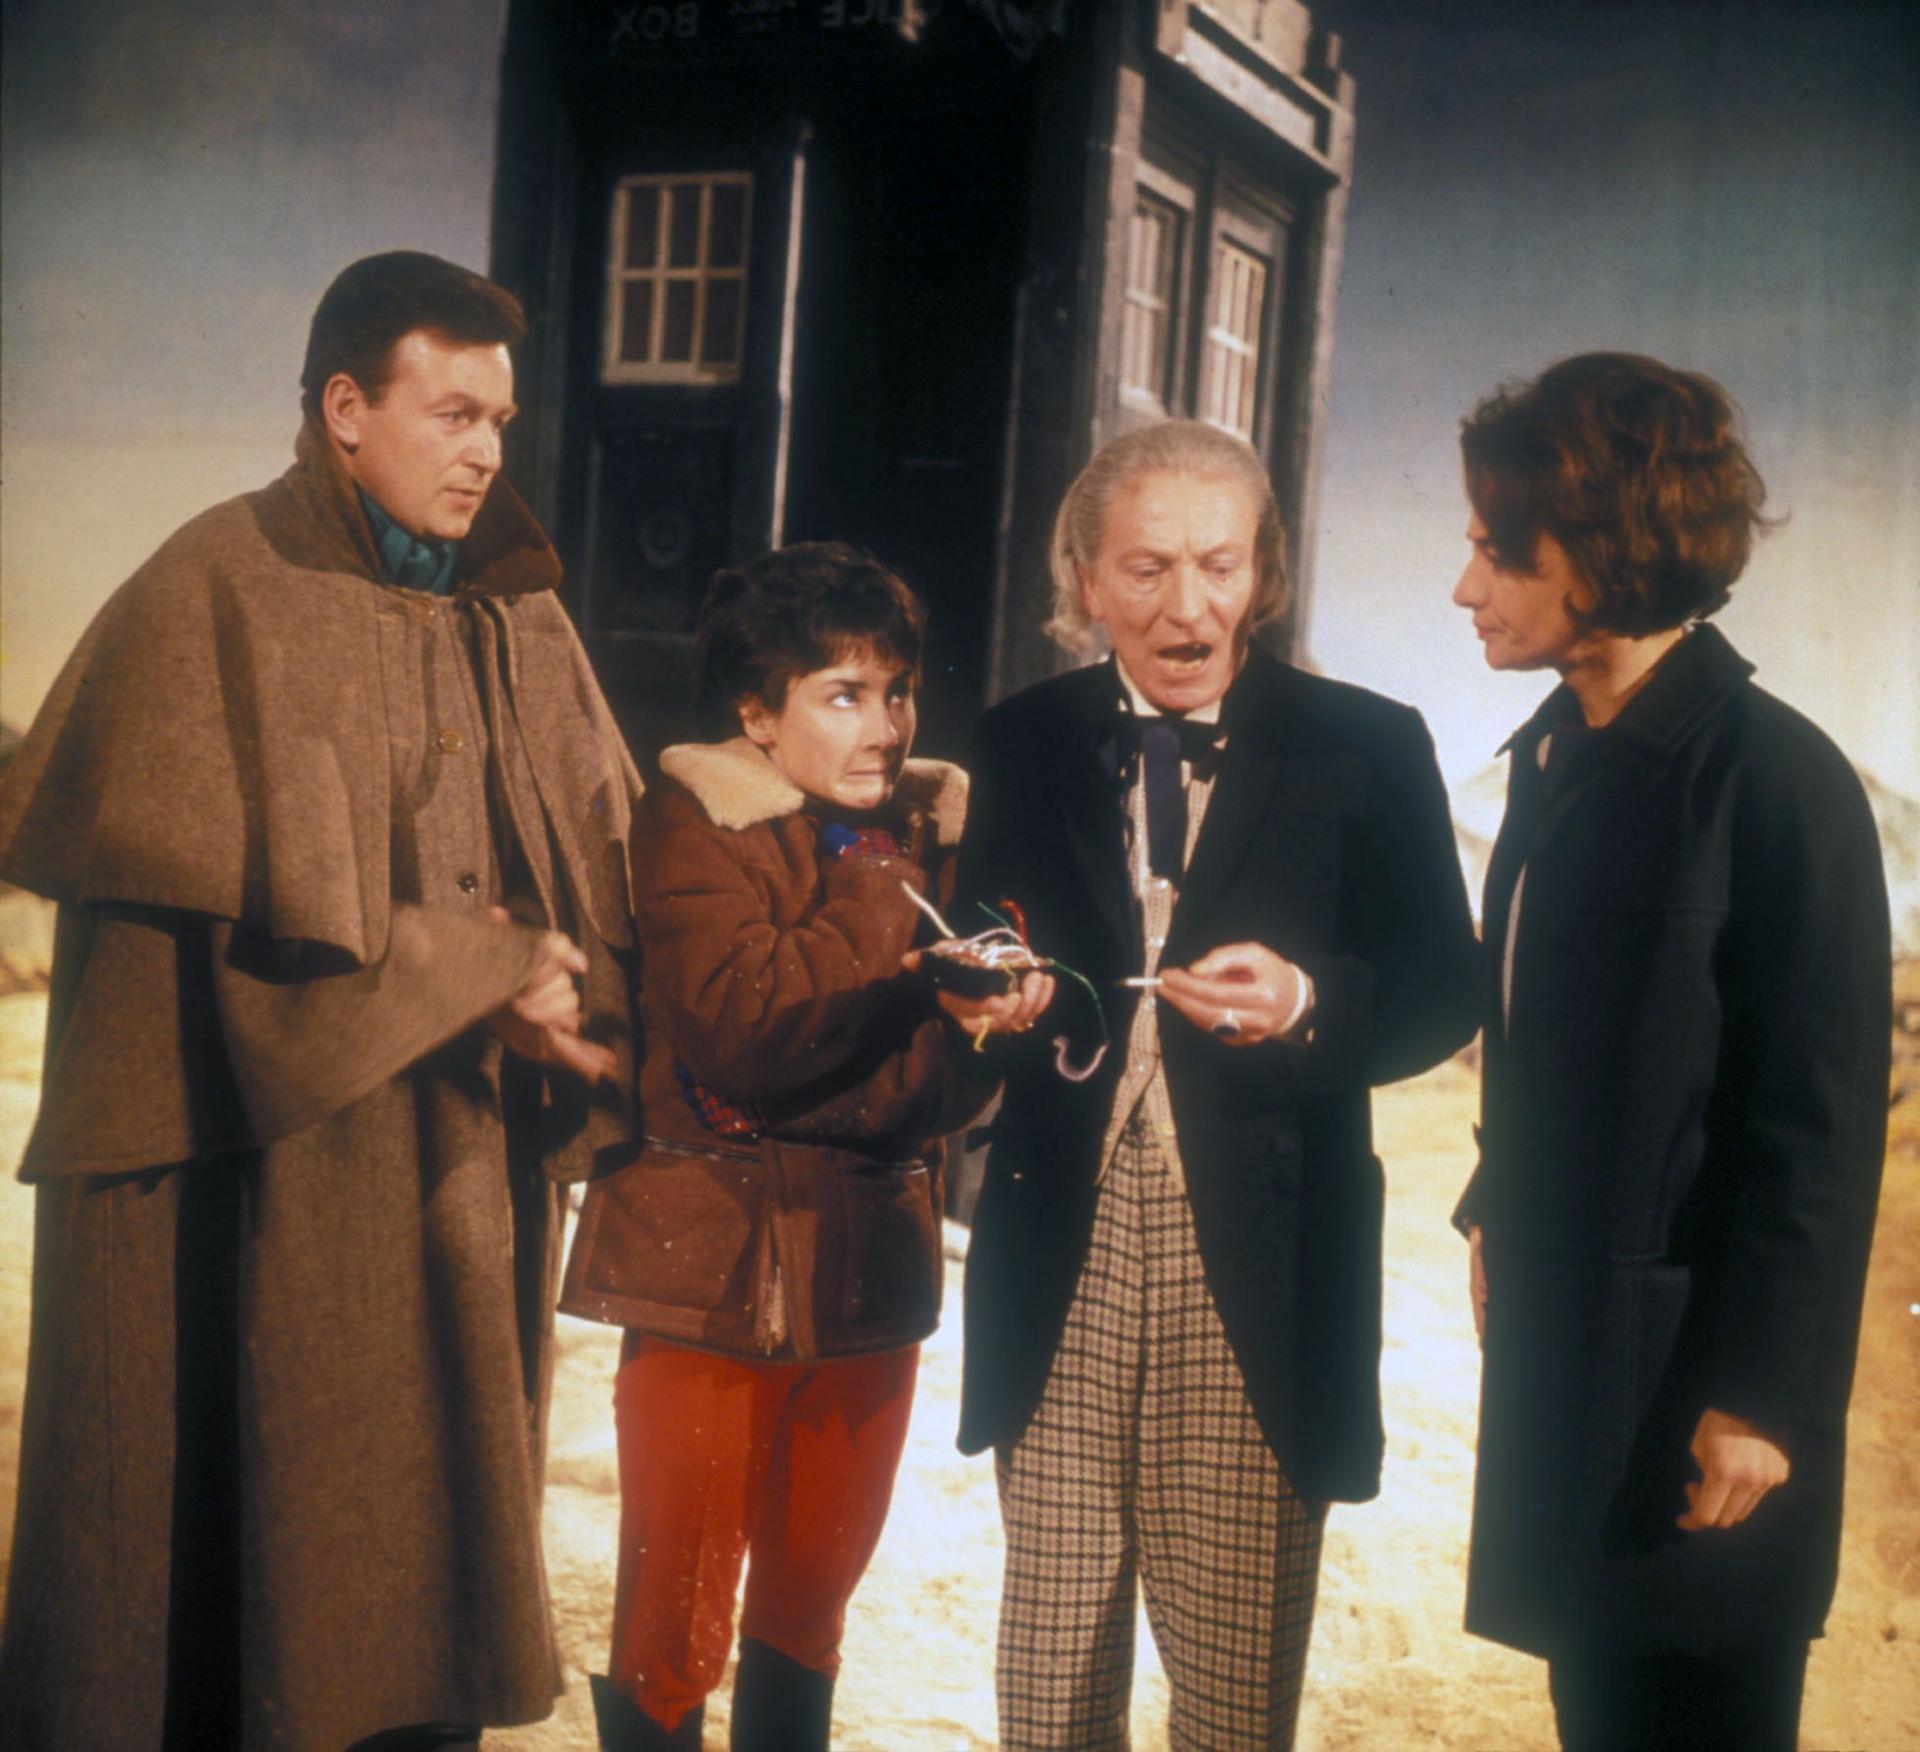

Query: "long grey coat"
left=0, top=427, right=641, bottom=1748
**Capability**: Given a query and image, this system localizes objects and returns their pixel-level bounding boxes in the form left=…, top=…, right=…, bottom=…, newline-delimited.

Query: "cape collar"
left=659, top=736, right=968, bottom=845
left=282, top=420, right=562, bottom=599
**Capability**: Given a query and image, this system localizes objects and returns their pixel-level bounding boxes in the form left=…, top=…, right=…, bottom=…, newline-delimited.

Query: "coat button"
left=437, top=729, right=464, bottom=754
left=457, top=872, right=479, bottom=894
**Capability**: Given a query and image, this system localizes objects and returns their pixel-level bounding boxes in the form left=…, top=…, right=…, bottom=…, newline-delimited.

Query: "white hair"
left=1043, top=419, right=1290, bottom=655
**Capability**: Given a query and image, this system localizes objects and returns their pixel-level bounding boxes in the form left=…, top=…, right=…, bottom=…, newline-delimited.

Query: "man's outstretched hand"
left=486, top=910, right=618, bottom=1085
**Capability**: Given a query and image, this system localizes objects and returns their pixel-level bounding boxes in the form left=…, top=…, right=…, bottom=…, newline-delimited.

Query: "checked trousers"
left=995, top=1115, right=1326, bottom=1751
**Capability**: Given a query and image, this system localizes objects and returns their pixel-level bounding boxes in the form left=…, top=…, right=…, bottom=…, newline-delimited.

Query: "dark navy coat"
left=954, top=647, right=1479, bottom=1504
left=1459, top=624, right=1890, bottom=1657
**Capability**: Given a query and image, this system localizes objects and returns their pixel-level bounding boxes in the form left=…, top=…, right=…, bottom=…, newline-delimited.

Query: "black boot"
left=728, top=1638, right=833, bottom=1752
left=589, top=1675, right=704, bottom=1751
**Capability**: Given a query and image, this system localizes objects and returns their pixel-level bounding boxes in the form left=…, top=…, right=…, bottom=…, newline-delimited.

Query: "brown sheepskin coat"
left=562, top=738, right=994, bottom=1359
left=0, top=426, right=641, bottom=1749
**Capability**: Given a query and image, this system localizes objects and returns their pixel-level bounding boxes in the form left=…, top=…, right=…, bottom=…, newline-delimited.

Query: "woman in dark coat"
left=560, top=543, right=1045, bottom=1751
left=1451, top=353, right=1890, bottom=1751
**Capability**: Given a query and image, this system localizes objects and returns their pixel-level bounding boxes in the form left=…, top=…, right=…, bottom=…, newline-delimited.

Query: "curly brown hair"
left=1460, top=353, right=1772, bottom=636
left=693, top=542, right=926, bottom=738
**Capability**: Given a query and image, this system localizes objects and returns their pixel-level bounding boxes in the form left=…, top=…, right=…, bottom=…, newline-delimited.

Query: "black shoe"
left=589, top=1675, right=704, bottom=1751
left=728, top=1639, right=833, bottom=1752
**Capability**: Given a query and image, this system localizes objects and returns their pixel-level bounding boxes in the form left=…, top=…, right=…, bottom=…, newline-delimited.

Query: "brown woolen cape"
left=0, top=427, right=641, bottom=1749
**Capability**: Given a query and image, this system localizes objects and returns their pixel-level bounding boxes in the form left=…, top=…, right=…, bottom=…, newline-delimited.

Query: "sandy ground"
left=1, top=981, right=1916, bottom=1750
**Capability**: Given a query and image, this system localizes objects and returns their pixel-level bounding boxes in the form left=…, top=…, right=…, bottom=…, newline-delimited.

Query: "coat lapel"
left=1489, top=624, right=1754, bottom=924
left=1051, top=661, right=1137, bottom=961
left=1171, top=649, right=1291, bottom=936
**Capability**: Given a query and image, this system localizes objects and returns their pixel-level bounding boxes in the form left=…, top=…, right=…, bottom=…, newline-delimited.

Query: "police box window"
left=1120, top=191, right=1183, bottom=415
left=1199, top=238, right=1268, bottom=442
left=603, top=173, right=752, bottom=385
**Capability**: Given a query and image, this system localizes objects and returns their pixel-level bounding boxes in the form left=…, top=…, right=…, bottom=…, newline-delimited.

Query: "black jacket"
left=954, top=648, right=1478, bottom=1503
left=1458, top=623, right=1890, bottom=1656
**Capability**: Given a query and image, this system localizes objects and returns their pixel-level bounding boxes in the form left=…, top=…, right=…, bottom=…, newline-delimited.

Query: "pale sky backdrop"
left=0, top=0, right=508, bottom=735
left=1308, top=0, right=1920, bottom=794
left=3, top=0, right=1915, bottom=800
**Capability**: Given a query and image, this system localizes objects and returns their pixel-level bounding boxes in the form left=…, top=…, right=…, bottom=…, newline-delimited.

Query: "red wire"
left=998, top=896, right=1030, bottom=945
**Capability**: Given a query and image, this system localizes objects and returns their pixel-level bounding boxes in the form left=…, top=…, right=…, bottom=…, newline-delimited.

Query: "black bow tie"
left=1113, top=712, right=1226, bottom=880
left=1115, top=711, right=1226, bottom=773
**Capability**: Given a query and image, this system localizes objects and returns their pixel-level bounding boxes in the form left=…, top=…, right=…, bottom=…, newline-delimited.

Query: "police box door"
left=566, top=140, right=807, bottom=766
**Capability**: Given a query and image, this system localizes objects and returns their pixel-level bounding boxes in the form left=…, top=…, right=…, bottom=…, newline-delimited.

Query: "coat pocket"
left=571, top=1144, right=761, bottom=1316
left=834, top=1160, right=942, bottom=1336
left=1600, top=1258, right=1699, bottom=1553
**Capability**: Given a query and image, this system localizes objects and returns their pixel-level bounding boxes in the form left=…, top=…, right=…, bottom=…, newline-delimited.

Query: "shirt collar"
left=1113, top=657, right=1225, bottom=726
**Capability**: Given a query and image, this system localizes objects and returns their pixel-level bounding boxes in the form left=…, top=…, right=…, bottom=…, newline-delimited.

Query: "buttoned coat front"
left=1457, top=624, right=1890, bottom=1658
left=561, top=739, right=995, bottom=1360
left=953, top=648, right=1479, bottom=1504
left=0, top=428, right=642, bottom=1750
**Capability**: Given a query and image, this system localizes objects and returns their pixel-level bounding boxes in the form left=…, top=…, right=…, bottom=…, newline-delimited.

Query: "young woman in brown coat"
left=562, top=543, right=1049, bottom=1750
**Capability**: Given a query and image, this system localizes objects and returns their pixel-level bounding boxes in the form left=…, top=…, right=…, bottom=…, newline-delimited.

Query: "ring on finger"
left=1212, top=1008, right=1242, bottom=1039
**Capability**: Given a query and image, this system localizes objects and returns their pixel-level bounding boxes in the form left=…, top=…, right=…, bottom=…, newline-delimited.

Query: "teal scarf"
left=358, top=490, right=459, bottom=595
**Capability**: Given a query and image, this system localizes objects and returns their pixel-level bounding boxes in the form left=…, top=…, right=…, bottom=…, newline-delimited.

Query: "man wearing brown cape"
left=0, top=253, right=642, bottom=1749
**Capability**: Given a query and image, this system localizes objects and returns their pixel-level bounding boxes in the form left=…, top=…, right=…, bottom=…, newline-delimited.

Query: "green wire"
left=976, top=902, right=1109, bottom=1047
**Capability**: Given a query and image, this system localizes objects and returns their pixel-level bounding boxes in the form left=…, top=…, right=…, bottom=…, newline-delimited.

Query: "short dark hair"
left=1460, top=352, right=1771, bottom=636
left=693, top=542, right=927, bottom=739
left=301, top=252, right=527, bottom=419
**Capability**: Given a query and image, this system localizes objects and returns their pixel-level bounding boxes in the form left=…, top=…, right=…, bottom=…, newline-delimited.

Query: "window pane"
left=605, top=171, right=755, bottom=384
left=667, top=184, right=702, bottom=269
left=619, top=280, right=655, bottom=362
left=1220, top=241, right=1265, bottom=345
left=625, top=185, right=659, bottom=269
left=701, top=278, right=743, bottom=366
left=708, top=182, right=748, bottom=269
left=1200, top=240, right=1267, bottom=440
left=1122, top=193, right=1180, bottom=408
left=661, top=279, right=697, bottom=362
left=1120, top=310, right=1144, bottom=396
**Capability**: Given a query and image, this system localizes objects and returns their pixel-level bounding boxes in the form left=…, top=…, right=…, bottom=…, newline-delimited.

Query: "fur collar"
left=660, top=737, right=968, bottom=845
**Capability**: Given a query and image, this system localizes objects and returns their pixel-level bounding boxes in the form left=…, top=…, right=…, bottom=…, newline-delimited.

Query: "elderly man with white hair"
left=952, top=419, right=1478, bottom=1750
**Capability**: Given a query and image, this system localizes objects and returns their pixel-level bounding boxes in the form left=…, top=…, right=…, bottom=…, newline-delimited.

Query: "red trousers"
left=608, top=1334, right=918, bottom=1732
